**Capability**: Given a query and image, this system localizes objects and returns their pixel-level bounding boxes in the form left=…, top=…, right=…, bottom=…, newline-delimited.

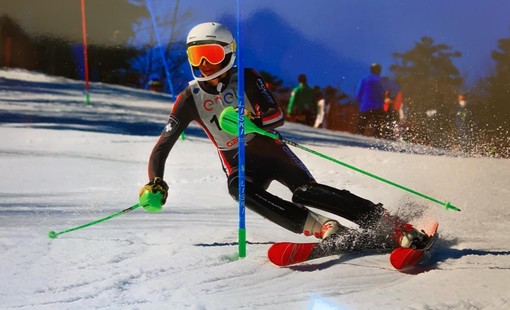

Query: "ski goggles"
left=187, top=43, right=235, bottom=67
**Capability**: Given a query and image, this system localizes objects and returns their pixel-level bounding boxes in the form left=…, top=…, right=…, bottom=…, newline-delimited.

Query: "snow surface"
left=1, top=69, right=509, bottom=309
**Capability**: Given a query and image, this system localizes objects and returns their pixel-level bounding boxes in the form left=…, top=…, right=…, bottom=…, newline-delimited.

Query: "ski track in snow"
left=1, top=69, right=510, bottom=309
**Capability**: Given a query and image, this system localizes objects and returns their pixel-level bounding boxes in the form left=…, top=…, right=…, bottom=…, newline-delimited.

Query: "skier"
left=139, top=22, right=427, bottom=250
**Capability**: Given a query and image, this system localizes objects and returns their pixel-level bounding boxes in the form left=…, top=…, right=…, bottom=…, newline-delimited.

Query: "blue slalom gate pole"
left=236, top=1, right=246, bottom=258
left=145, top=0, right=176, bottom=100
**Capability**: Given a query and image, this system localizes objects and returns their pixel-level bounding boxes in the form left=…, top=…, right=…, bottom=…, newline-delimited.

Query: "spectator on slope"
left=287, top=74, right=316, bottom=126
left=355, top=63, right=386, bottom=138
left=454, top=92, right=474, bottom=152
left=380, top=76, right=404, bottom=140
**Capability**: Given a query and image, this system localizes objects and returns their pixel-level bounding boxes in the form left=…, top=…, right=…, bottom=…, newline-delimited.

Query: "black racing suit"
left=147, top=68, right=385, bottom=234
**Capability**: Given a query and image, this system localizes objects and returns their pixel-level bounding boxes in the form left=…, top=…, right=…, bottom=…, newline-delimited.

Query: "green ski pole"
left=48, top=191, right=163, bottom=239
left=219, top=106, right=461, bottom=212
left=48, top=204, right=141, bottom=239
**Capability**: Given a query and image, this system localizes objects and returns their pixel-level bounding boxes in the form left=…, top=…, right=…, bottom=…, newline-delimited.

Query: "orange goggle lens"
left=187, top=44, right=226, bottom=67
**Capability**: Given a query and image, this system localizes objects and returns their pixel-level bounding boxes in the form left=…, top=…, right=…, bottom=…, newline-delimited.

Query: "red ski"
left=267, top=231, right=391, bottom=267
left=268, top=242, right=318, bottom=266
left=389, top=221, right=439, bottom=270
left=268, top=221, right=439, bottom=268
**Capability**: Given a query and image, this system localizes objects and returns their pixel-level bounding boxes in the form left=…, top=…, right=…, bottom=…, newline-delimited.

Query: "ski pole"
left=219, top=106, right=461, bottom=212
left=48, top=191, right=164, bottom=239
left=48, top=204, right=141, bottom=239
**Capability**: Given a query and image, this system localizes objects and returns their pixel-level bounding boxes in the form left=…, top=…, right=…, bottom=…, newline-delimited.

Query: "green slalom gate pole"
left=219, top=106, right=461, bottom=212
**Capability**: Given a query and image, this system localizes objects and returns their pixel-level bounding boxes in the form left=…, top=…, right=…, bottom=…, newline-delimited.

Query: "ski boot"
left=394, top=223, right=430, bottom=250
left=302, top=211, right=342, bottom=239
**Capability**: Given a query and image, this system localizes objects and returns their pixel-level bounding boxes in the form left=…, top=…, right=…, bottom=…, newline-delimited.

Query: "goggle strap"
left=223, top=42, right=236, bottom=54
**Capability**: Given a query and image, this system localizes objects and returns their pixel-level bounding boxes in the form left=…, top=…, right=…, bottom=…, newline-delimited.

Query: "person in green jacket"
left=286, top=74, right=316, bottom=126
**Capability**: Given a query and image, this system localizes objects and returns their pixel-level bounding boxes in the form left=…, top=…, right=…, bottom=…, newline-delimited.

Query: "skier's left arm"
left=244, top=68, right=284, bottom=131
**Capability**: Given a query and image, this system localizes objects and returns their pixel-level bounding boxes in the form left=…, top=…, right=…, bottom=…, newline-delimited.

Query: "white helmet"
left=186, top=22, right=236, bottom=81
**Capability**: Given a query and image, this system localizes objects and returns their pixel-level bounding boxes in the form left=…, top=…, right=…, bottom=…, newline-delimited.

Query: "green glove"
left=139, top=177, right=168, bottom=212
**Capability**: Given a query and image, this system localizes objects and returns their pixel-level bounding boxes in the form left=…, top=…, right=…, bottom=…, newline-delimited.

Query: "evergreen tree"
left=390, top=36, right=462, bottom=147
left=474, top=36, right=510, bottom=157
left=486, top=37, right=510, bottom=127
left=129, top=0, right=191, bottom=95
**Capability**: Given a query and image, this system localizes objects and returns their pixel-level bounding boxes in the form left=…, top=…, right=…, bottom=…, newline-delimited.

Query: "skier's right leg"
left=292, top=183, right=388, bottom=229
left=227, top=173, right=344, bottom=239
left=292, top=183, right=427, bottom=248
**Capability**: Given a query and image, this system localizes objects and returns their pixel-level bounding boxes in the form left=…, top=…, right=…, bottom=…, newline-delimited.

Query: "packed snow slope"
left=1, top=69, right=509, bottom=309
